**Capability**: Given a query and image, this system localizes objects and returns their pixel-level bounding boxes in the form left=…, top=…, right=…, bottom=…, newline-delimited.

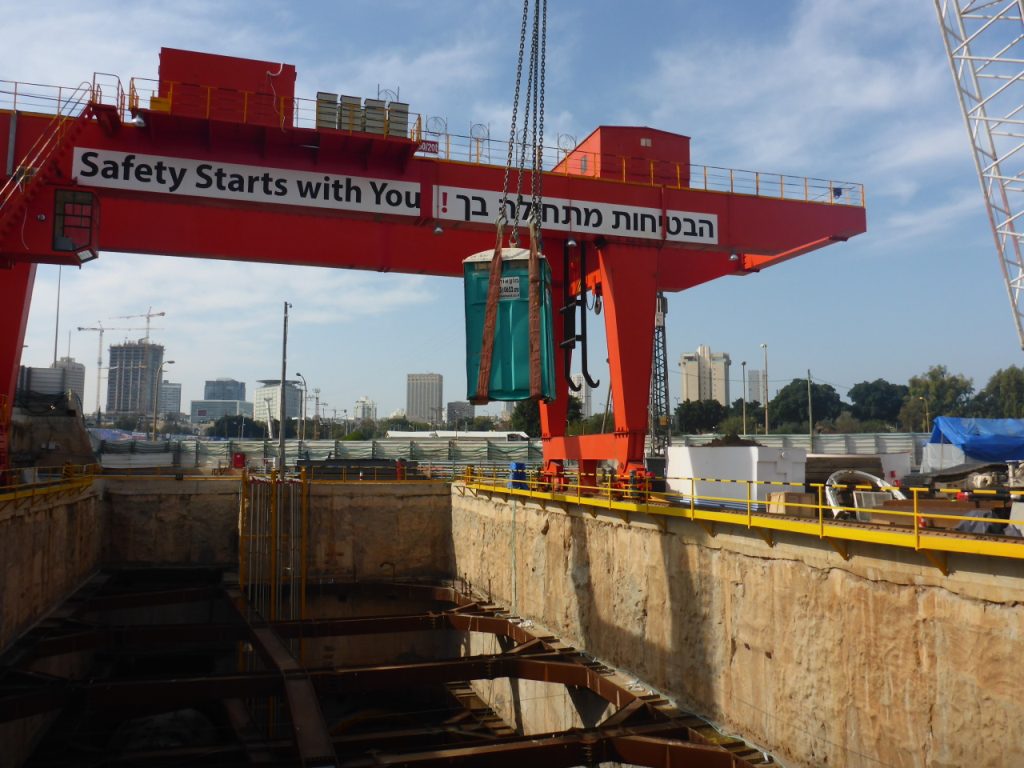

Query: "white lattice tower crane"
left=111, top=307, right=166, bottom=343
left=936, top=0, right=1024, bottom=349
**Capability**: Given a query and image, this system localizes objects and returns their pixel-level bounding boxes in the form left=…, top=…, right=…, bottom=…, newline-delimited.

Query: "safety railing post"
left=690, top=477, right=696, bottom=519
left=913, top=487, right=920, bottom=550
left=746, top=480, right=753, bottom=527
left=817, top=484, right=824, bottom=537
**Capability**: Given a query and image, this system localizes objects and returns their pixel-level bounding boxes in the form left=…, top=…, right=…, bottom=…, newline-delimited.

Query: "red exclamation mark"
left=441, top=191, right=448, bottom=214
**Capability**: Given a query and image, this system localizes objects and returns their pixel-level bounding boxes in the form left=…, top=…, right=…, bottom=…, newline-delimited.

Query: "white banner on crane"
left=72, top=148, right=422, bottom=217
left=70, top=148, right=718, bottom=245
left=433, top=185, right=717, bottom=245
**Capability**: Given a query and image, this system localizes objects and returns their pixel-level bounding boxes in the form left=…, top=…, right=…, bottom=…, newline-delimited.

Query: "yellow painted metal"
left=461, top=474, right=1024, bottom=566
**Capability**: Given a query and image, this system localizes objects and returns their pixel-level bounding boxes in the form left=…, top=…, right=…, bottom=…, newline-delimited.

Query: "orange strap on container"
left=472, top=222, right=506, bottom=404
left=528, top=220, right=542, bottom=400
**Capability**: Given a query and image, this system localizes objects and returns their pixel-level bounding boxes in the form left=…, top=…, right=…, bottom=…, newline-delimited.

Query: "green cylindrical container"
left=464, top=248, right=555, bottom=401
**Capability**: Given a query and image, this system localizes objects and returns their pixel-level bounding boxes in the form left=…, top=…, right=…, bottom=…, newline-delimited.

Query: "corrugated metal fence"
left=91, top=433, right=927, bottom=471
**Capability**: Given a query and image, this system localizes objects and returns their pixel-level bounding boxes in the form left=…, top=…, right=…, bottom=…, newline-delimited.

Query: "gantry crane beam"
left=0, top=49, right=867, bottom=475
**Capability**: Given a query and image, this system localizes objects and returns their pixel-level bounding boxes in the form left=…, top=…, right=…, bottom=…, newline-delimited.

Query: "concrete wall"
left=0, top=485, right=102, bottom=651
left=307, top=483, right=452, bottom=581
left=102, top=477, right=241, bottom=566
left=451, top=488, right=1024, bottom=768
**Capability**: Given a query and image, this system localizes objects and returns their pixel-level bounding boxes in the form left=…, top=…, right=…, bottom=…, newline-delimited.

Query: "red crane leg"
left=539, top=271, right=568, bottom=473
left=544, top=244, right=657, bottom=479
left=0, top=262, right=36, bottom=468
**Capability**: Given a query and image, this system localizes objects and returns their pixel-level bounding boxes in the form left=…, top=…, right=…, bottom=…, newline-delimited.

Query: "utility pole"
left=807, top=369, right=813, bottom=447
left=761, top=343, right=769, bottom=435
left=279, top=302, right=291, bottom=469
left=313, top=388, right=321, bottom=440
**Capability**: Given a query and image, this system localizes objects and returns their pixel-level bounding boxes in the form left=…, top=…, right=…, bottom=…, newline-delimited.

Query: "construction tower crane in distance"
left=935, top=0, right=1024, bottom=350
left=111, top=307, right=165, bottom=343
left=76, top=323, right=155, bottom=417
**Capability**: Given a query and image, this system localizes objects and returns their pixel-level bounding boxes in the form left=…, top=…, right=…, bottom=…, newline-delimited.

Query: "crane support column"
left=0, top=262, right=36, bottom=464
left=545, top=244, right=657, bottom=481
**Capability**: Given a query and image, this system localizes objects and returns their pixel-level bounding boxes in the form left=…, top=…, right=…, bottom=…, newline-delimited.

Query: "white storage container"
left=666, top=445, right=807, bottom=508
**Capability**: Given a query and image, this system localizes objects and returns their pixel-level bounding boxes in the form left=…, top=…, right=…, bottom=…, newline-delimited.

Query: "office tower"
left=679, top=345, right=731, bottom=406
left=253, top=380, right=302, bottom=425
left=570, top=373, right=592, bottom=418
left=158, top=381, right=182, bottom=416
left=204, top=378, right=246, bottom=401
left=353, top=396, right=377, bottom=421
left=106, top=340, right=164, bottom=415
left=407, top=373, right=443, bottom=424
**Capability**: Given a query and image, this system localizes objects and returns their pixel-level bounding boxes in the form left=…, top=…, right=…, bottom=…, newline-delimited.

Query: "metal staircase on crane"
left=0, top=84, right=103, bottom=258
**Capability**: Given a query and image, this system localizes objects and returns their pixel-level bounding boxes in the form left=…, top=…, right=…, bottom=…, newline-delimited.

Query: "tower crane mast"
left=935, top=0, right=1024, bottom=350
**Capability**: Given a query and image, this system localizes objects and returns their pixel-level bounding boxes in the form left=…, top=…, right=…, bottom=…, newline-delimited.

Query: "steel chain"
left=500, top=0, right=531, bottom=244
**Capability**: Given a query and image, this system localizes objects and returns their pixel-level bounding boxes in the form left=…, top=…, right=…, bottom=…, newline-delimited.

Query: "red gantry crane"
left=0, top=47, right=866, bottom=481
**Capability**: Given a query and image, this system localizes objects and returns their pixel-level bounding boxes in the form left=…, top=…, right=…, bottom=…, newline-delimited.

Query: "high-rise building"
left=204, top=378, right=246, bottom=401
left=446, top=400, right=474, bottom=428
left=353, top=396, right=377, bottom=421
left=190, top=400, right=254, bottom=424
left=158, top=381, right=182, bottom=417
left=253, top=380, right=302, bottom=425
left=106, top=340, right=164, bottom=415
left=747, top=369, right=766, bottom=405
left=53, top=356, right=86, bottom=407
left=679, top=345, right=730, bottom=406
left=407, top=373, right=443, bottom=424
left=570, top=373, right=592, bottom=418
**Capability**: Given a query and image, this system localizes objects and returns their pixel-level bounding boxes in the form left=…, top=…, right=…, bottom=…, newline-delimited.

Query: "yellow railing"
left=0, top=463, right=100, bottom=504
left=459, top=467, right=1024, bottom=568
left=2, top=76, right=864, bottom=209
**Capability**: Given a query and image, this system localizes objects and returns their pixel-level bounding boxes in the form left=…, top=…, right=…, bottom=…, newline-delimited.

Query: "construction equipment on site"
left=935, top=0, right=1024, bottom=350
left=0, top=46, right=866, bottom=482
left=111, top=307, right=165, bottom=342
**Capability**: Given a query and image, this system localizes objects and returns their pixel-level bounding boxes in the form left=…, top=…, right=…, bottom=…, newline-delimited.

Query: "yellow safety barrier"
left=459, top=467, right=1024, bottom=570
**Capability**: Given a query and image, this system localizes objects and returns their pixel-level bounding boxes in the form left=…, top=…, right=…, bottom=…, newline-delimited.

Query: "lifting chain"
left=499, top=0, right=548, bottom=248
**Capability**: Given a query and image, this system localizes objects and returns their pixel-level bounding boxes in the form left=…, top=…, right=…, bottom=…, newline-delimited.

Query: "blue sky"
left=3, top=0, right=1013, bottom=419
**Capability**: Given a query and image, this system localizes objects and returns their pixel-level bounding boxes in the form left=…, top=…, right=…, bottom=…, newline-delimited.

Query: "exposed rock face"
left=451, top=489, right=1024, bottom=768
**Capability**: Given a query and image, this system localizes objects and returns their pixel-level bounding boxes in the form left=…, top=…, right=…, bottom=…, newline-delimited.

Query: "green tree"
left=848, top=379, right=908, bottom=423
left=470, top=415, right=497, bottom=431
left=898, top=365, right=973, bottom=430
left=205, top=414, right=266, bottom=439
left=675, top=399, right=728, bottom=433
left=973, top=366, right=1024, bottom=418
left=769, top=379, right=843, bottom=429
left=511, top=396, right=583, bottom=437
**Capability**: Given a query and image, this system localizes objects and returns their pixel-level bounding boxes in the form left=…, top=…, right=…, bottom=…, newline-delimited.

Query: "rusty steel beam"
left=333, top=721, right=740, bottom=768
left=23, top=609, right=552, bottom=661
left=225, top=588, right=338, bottom=768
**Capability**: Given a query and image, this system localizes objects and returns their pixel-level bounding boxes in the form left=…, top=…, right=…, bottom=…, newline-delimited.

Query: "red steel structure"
left=0, top=49, right=867, bottom=479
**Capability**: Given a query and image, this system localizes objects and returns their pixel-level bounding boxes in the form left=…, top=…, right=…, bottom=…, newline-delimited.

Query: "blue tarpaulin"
left=928, top=417, right=1024, bottom=462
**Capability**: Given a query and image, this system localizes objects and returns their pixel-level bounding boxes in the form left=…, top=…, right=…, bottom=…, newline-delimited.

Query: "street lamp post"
left=151, top=359, right=174, bottom=440
left=917, top=396, right=930, bottom=433
left=760, top=343, right=769, bottom=435
left=741, top=361, right=747, bottom=435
